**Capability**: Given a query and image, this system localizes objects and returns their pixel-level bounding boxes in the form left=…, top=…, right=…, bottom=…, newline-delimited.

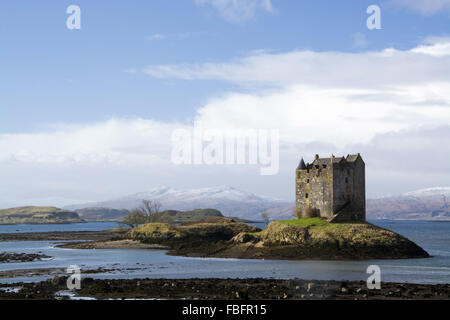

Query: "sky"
left=1, top=0, right=450, bottom=207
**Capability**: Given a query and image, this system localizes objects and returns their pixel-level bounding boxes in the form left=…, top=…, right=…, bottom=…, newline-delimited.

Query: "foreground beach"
left=0, top=277, right=449, bottom=300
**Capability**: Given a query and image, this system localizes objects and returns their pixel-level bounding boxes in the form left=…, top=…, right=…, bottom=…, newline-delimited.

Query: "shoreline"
left=0, top=277, right=448, bottom=300
left=56, top=239, right=168, bottom=250
left=0, top=229, right=125, bottom=242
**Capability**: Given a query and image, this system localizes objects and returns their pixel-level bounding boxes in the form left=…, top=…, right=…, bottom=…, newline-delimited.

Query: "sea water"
left=0, top=220, right=449, bottom=284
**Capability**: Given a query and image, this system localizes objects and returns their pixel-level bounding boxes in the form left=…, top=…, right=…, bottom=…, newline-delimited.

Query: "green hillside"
left=0, top=206, right=84, bottom=224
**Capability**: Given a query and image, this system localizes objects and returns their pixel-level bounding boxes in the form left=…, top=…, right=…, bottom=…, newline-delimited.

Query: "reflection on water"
left=0, top=220, right=449, bottom=284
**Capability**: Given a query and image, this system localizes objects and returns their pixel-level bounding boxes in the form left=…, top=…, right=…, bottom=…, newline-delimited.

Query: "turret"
left=297, top=157, right=307, bottom=170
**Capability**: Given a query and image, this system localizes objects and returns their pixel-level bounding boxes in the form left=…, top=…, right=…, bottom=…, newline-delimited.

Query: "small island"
left=0, top=206, right=84, bottom=225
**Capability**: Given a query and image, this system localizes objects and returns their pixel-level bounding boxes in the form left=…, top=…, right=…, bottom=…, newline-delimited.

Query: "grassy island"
left=0, top=206, right=84, bottom=224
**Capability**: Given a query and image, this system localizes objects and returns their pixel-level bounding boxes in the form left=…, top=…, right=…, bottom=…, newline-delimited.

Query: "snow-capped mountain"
left=367, top=187, right=450, bottom=220
left=65, top=186, right=291, bottom=220
left=403, top=187, right=450, bottom=197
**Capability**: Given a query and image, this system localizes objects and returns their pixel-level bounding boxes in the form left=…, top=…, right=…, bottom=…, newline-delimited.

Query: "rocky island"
left=61, top=217, right=429, bottom=260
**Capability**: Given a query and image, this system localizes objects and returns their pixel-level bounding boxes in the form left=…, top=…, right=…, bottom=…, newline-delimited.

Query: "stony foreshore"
left=0, top=277, right=448, bottom=300
left=0, top=252, right=51, bottom=264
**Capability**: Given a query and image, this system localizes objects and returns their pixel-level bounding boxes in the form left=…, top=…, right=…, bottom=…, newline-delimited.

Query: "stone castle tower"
left=295, top=154, right=365, bottom=223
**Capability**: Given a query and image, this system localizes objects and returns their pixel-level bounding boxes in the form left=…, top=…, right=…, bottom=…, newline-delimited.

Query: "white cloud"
left=194, top=83, right=450, bottom=147
left=144, top=38, right=450, bottom=196
left=144, top=41, right=450, bottom=88
left=390, top=0, right=450, bottom=14
left=412, top=38, right=450, bottom=57
left=2, top=39, right=450, bottom=206
left=0, top=118, right=181, bottom=165
left=195, top=0, right=273, bottom=22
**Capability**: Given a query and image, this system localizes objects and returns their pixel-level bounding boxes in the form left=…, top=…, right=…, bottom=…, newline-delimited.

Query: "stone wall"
left=295, top=154, right=366, bottom=222
left=296, top=164, right=333, bottom=218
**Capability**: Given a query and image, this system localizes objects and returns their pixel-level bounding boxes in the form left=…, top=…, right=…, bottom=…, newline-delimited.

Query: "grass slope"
left=0, top=206, right=84, bottom=224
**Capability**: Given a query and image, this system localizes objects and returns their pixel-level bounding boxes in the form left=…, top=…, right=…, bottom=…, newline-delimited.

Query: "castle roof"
left=312, top=157, right=344, bottom=166
left=298, top=154, right=362, bottom=170
left=346, top=154, right=361, bottom=162
left=297, top=158, right=307, bottom=170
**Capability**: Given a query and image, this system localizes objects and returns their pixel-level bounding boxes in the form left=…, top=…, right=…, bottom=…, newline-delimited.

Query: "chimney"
left=315, top=154, right=319, bottom=160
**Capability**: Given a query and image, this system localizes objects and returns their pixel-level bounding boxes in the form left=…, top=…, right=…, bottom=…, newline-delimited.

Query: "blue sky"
left=1, top=0, right=448, bottom=132
left=1, top=0, right=450, bottom=207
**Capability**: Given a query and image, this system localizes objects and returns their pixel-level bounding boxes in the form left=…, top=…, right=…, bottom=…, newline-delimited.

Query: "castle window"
left=345, top=177, right=349, bottom=183
left=323, top=165, right=327, bottom=168
left=305, top=193, right=309, bottom=199
left=307, top=179, right=310, bottom=183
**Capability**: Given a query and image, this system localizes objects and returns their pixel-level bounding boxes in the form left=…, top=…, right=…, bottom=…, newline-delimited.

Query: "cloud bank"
left=2, top=39, right=450, bottom=206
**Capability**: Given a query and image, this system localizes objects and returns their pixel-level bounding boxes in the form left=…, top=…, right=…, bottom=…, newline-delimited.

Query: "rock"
left=231, top=232, right=256, bottom=243
left=126, top=218, right=260, bottom=245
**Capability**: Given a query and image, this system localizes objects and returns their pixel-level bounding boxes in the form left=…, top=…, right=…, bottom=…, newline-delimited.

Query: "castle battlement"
left=295, top=154, right=366, bottom=223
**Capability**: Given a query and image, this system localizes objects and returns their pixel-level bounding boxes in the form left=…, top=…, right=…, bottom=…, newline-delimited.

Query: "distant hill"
left=367, top=187, right=450, bottom=220
left=149, top=208, right=224, bottom=224
left=65, top=186, right=290, bottom=221
left=0, top=206, right=84, bottom=224
left=74, top=207, right=130, bottom=222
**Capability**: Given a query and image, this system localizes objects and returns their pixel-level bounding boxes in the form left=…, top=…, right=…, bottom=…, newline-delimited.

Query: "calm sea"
left=0, top=220, right=449, bottom=284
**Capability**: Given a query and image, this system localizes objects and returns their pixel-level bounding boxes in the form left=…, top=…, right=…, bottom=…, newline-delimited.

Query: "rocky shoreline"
left=0, top=252, right=51, bottom=264
left=0, top=277, right=448, bottom=300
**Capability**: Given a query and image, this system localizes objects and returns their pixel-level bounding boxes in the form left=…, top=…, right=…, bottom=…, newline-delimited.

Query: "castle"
left=295, top=154, right=365, bottom=223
